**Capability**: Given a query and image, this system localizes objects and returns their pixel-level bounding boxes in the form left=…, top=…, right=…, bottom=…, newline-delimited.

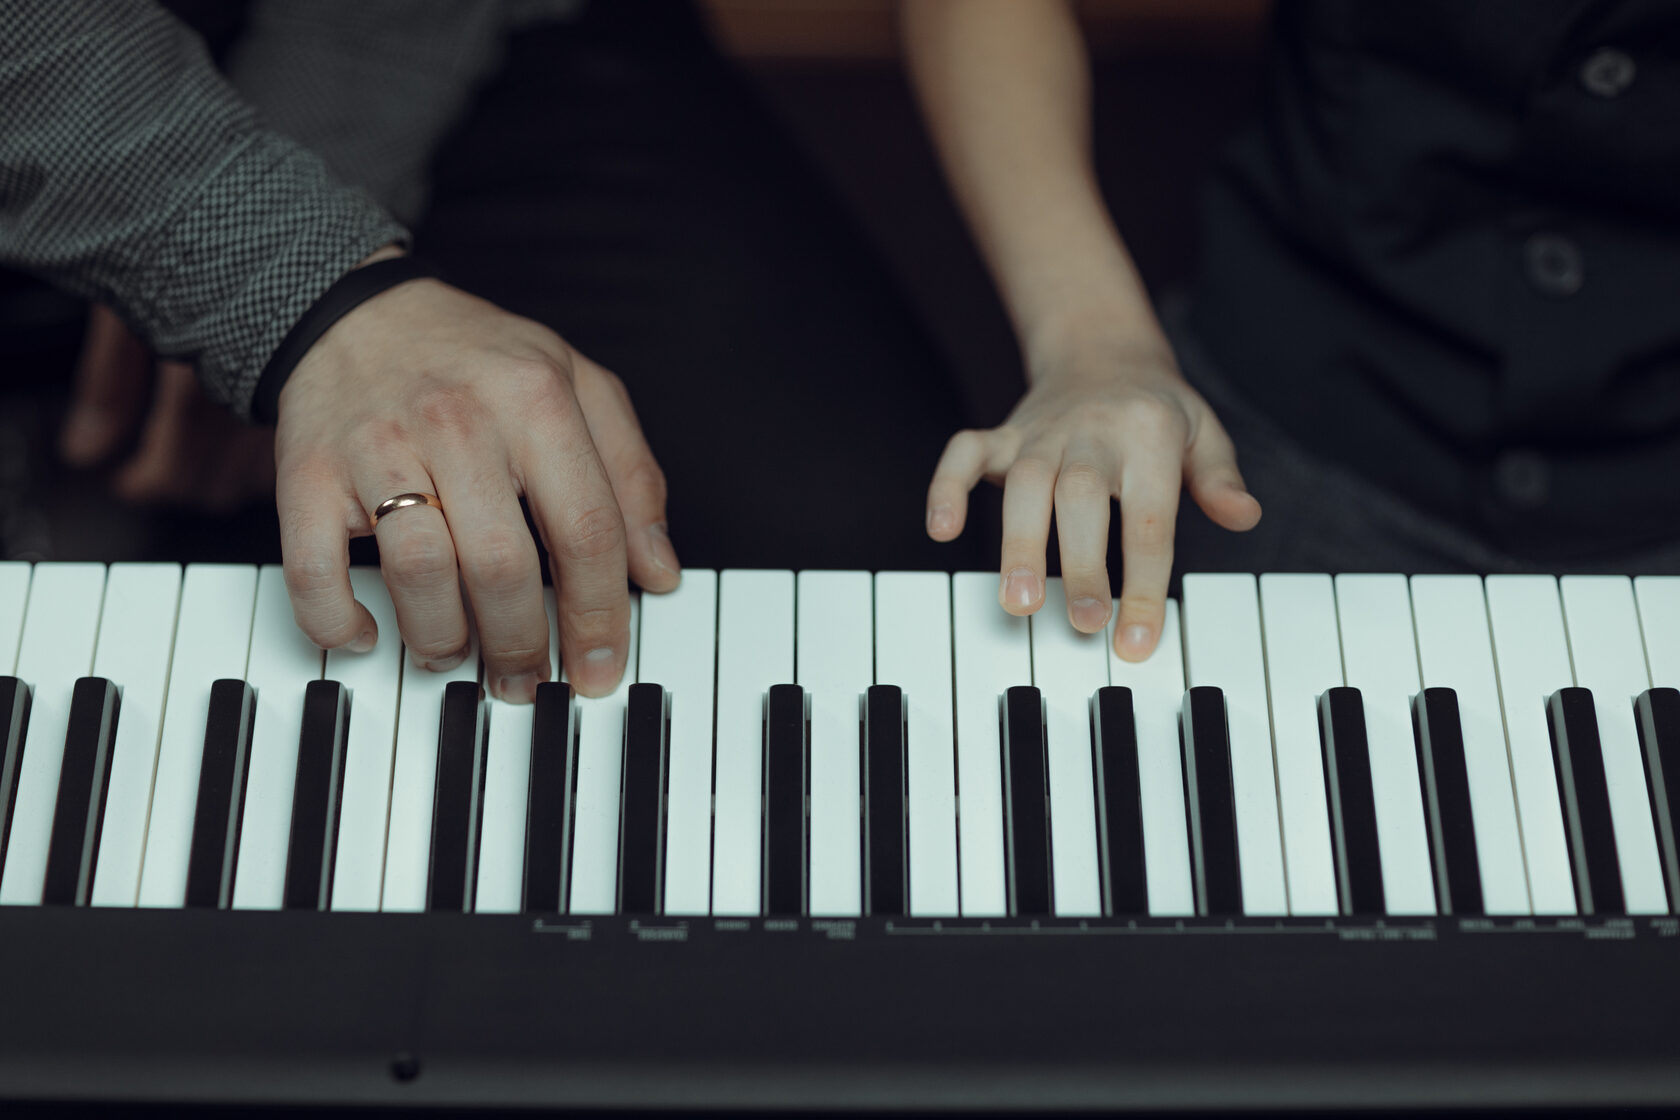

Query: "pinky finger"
left=926, top=429, right=997, bottom=540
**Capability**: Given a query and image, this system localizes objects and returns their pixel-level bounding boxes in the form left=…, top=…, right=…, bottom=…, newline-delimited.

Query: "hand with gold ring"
left=273, top=249, right=680, bottom=701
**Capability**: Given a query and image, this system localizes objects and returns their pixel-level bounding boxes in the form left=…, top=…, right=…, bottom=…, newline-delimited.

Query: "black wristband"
left=251, top=256, right=440, bottom=424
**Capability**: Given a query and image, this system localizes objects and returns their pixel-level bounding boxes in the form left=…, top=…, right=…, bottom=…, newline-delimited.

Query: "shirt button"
left=1494, top=450, right=1550, bottom=510
left=1525, top=232, right=1584, bottom=296
left=1580, top=47, right=1637, bottom=98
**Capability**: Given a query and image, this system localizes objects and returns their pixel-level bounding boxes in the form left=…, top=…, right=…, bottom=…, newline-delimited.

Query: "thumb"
left=61, top=305, right=152, bottom=466
left=1184, top=410, right=1262, bottom=532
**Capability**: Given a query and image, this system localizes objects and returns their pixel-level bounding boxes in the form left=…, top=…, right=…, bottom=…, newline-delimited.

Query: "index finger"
left=278, top=466, right=378, bottom=653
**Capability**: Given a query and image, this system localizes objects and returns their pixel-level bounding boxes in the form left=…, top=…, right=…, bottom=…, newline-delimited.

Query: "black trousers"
left=416, top=1, right=1000, bottom=576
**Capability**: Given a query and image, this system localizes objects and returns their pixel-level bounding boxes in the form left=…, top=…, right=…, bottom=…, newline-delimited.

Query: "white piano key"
left=565, top=593, right=640, bottom=914
left=875, top=571, right=958, bottom=917
left=798, top=571, right=871, bottom=917
left=1559, top=576, right=1668, bottom=914
left=1257, top=574, right=1342, bottom=916
left=0, top=562, right=30, bottom=673
left=327, top=569, right=406, bottom=911
left=952, top=572, right=1030, bottom=917
left=474, top=587, right=561, bottom=914
left=1181, top=573, right=1288, bottom=915
left=1635, top=577, right=1680, bottom=689
left=1332, top=575, right=1435, bottom=915
left=1484, top=575, right=1577, bottom=914
left=381, top=624, right=478, bottom=913
left=226, top=565, right=318, bottom=910
left=89, top=564, right=182, bottom=907
left=1410, top=575, right=1528, bottom=914
left=1029, top=578, right=1106, bottom=917
left=1106, top=598, right=1193, bottom=916
left=711, top=570, right=794, bottom=915
left=639, top=569, right=718, bottom=916
left=0, top=563, right=107, bottom=904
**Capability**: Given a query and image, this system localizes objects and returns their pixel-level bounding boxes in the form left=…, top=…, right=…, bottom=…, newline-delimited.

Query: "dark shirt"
left=1191, top=0, right=1680, bottom=560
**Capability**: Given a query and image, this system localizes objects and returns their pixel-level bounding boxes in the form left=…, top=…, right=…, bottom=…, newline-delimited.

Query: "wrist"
left=258, top=253, right=439, bottom=425
left=1022, top=301, right=1177, bottom=386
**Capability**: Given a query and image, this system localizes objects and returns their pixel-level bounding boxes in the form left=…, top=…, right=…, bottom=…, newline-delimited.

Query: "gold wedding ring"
left=371, top=492, right=444, bottom=528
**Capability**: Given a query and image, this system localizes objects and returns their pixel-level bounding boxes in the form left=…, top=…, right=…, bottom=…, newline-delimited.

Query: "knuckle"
left=382, top=532, right=456, bottom=589
left=622, top=458, right=668, bottom=508
left=460, top=526, right=535, bottom=589
left=407, top=632, right=467, bottom=662
left=1054, top=462, right=1109, bottom=501
left=1004, top=455, right=1055, bottom=488
left=414, top=384, right=484, bottom=440
left=563, top=601, right=626, bottom=650
left=353, top=417, right=410, bottom=463
left=560, top=504, right=625, bottom=563
left=1110, top=393, right=1184, bottom=439
left=482, top=642, right=548, bottom=673
left=284, top=550, right=340, bottom=598
left=504, top=357, right=568, bottom=411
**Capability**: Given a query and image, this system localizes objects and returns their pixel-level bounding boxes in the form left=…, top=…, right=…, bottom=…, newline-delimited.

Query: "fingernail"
left=1072, top=596, right=1110, bottom=631
left=347, top=628, right=376, bottom=654
left=1120, top=624, right=1153, bottom=659
left=1002, top=567, right=1039, bottom=610
left=647, top=522, right=680, bottom=575
left=927, top=505, right=954, bottom=536
left=413, top=646, right=468, bottom=673
left=496, top=671, right=540, bottom=704
left=572, top=646, right=621, bottom=694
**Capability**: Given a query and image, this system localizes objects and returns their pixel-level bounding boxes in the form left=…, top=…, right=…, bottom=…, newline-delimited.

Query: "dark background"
left=0, top=0, right=1265, bottom=574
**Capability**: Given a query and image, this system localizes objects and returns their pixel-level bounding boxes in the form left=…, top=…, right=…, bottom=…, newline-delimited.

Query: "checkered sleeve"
left=0, top=0, right=411, bottom=418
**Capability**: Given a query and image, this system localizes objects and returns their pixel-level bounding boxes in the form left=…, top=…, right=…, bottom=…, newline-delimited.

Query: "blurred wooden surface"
left=702, top=0, right=1270, bottom=59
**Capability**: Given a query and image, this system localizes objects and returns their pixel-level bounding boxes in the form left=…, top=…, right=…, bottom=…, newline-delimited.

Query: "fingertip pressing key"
left=1071, top=596, right=1112, bottom=632
left=1116, top=622, right=1157, bottom=662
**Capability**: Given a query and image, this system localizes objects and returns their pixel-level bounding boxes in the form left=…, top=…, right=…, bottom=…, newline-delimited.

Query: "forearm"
left=900, top=0, right=1166, bottom=373
left=0, top=0, right=407, bottom=416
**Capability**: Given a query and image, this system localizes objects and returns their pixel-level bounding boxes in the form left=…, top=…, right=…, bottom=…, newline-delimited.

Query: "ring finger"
left=356, top=458, right=471, bottom=673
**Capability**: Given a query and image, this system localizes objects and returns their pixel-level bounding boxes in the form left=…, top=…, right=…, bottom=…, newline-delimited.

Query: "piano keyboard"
left=3, top=562, right=1679, bottom=921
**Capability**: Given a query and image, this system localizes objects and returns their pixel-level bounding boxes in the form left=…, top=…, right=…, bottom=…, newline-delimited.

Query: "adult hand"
left=60, top=305, right=275, bottom=510
left=275, top=262, right=679, bottom=701
left=925, top=336, right=1260, bottom=661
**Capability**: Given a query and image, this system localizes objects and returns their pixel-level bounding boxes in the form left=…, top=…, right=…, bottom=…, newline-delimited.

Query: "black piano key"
left=430, top=680, right=487, bottom=913
left=523, top=682, right=577, bottom=914
left=1091, top=686, right=1147, bottom=916
left=0, top=677, right=32, bottom=876
left=1635, top=687, right=1680, bottom=908
left=1548, top=688, right=1624, bottom=915
left=282, top=680, right=349, bottom=911
left=762, top=683, right=807, bottom=916
left=863, top=684, right=907, bottom=917
left=1002, top=685, right=1051, bottom=917
left=41, top=677, right=120, bottom=906
left=619, top=682, right=669, bottom=915
left=184, top=680, right=257, bottom=909
left=1318, top=687, right=1386, bottom=916
left=1412, top=687, right=1483, bottom=916
left=1180, top=686, right=1242, bottom=917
